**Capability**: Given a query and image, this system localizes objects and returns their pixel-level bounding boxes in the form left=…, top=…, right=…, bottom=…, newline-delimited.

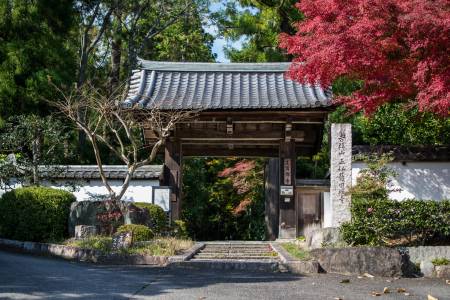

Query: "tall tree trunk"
left=109, top=8, right=122, bottom=95
left=77, top=42, right=89, bottom=156
left=31, top=128, right=42, bottom=185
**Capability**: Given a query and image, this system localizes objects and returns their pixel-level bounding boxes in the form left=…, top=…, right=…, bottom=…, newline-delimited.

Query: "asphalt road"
left=0, top=250, right=448, bottom=300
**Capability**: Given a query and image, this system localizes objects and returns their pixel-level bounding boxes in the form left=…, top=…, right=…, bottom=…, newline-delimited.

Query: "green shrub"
left=341, top=198, right=450, bottom=246
left=0, top=186, right=75, bottom=242
left=116, top=224, right=154, bottom=242
left=134, top=202, right=167, bottom=233
left=342, top=154, right=450, bottom=246
left=65, top=236, right=113, bottom=253
left=172, top=220, right=189, bottom=239
left=431, top=258, right=449, bottom=266
left=126, top=237, right=194, bottom=256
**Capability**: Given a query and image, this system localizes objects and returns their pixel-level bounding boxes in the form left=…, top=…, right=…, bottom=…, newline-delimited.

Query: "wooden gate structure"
left=124, top=60, right=333, bottom=239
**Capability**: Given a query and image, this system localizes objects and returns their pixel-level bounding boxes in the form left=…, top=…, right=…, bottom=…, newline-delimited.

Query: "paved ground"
left=0, top=250, right=448, bottom=300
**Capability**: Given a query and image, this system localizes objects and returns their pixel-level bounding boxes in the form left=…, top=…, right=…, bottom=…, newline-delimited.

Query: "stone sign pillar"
left=330, top=123, right=352, bottom=227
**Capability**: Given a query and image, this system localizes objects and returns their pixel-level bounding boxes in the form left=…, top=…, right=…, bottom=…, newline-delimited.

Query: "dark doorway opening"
left=182, top=157, right=266, bottom=241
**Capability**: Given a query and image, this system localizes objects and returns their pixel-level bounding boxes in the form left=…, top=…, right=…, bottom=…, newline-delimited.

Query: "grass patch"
left=126, top=238, right=194, bottom=256
left=432, top=257, right=449, bottom=266
left=65, top=236, right=113, bottom=253
left=281, top=242, right=310, bottom=260
left=64, top=236, right=193, bottom=256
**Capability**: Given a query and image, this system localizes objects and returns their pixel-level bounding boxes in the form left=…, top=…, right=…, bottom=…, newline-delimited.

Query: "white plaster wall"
left=121, top=180, right=159, bottom=203
left=323, top=161, right=449, bottom=228
left=352, top=162, right=450, bottom=201
left=322, top=192, right=332, bottom=228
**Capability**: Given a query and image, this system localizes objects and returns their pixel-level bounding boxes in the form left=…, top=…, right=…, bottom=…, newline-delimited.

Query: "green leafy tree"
left=215, top=0, right=302, bottom=62
left=149, top=9, right=215, bottom=62
left=0, top=0, right=76, bottom=120
left=0, top=115, right=72, bottom=187
left=182, top=158, right=266, bottom=240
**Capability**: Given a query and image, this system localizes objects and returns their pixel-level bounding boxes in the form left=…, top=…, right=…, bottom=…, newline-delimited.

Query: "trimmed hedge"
left=116, top=224, right=154, bottom=242
left=0, top=186, right=75, bottom=242
left=134, top=202, right=167, bottom=233
left=341, top=198, right=450, bottom=246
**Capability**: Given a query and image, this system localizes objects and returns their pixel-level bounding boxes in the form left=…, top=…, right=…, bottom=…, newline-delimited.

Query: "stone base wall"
left=404, top=246, right=450, bottom=264
left=310, top=247, right=404, bottom=277
left=0, top=238, right=170, bottom=266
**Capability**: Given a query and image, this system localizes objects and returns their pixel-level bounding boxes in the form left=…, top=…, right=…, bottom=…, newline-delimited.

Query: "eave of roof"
left=38, top=165, right=163, bottom=180
left=123, top=59, right=333, bottom=111
left=138, top=59, right=294, bottom=72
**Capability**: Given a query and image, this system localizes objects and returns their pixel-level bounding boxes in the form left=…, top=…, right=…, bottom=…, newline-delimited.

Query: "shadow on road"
left=0, top=250, right=301, bottom=299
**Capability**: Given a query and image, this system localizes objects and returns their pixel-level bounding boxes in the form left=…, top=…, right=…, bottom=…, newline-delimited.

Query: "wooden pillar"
left=264, top=158, right=279, bottom=241
left=278, top=140, right=297, bottom=239
left=163, top=139, right=182, bottom=221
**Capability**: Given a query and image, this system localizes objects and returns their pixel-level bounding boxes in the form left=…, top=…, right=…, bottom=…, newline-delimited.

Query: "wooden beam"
left=163, top=139, right=182, bottom=221
left=169, top=128, right=305, bottom=141
left=279, top=140, right=297, bottom=239
left=182, top=146, right=279, bottom=157
left=265, top=158, right=279, bottom=240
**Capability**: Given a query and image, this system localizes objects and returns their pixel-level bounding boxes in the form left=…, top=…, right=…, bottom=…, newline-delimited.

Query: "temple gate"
left=124, top=60, right=333, bottom=239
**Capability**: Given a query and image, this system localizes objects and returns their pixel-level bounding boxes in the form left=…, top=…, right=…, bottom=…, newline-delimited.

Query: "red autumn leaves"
left=279, top=0, right=449, bottom=116
left=218, top=160, right=258, bottom=215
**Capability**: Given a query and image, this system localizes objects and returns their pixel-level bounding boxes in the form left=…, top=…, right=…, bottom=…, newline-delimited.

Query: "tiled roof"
left=39, top=165, right=162, bottom=180
left=123, top=60, right=332, bottom=110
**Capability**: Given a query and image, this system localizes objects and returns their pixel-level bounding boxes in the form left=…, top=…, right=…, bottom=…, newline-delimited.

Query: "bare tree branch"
left=49, top=81, right=197, bottom=202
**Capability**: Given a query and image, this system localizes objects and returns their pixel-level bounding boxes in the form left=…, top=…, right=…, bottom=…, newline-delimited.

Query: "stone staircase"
left=169, top=242, right=281, bottom=272
left=192, top=242, right=278, bottom=261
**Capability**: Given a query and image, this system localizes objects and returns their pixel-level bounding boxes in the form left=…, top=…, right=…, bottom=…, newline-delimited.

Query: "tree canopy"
left=215, top=0, right=302, bottom=62
left=280, top=0, right=450, bottom=116
left=0, top=0, right=76, bottom=121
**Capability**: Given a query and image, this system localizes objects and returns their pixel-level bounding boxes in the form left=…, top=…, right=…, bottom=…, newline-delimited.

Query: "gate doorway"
left=123, top=60, right=333, bottom=240
left=182, top=157, right=266, bottom=241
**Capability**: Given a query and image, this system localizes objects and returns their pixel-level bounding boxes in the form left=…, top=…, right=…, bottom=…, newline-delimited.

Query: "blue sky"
left=205, top=1, right=247, bottom=62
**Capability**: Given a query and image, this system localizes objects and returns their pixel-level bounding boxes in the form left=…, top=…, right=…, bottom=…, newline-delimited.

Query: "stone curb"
left=0, top=238, right=172, bottom=266
left=435, top=265, right=450, bottom=279
left=168, top=242, right=205, bottom=263
left=270, top=242, right=320, bottom=274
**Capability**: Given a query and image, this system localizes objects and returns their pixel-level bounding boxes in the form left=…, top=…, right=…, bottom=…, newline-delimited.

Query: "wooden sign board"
left=283, top=159, right=292, bottom=185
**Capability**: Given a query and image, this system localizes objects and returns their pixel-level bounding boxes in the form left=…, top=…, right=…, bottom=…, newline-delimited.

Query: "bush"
left=116, top=224, right=154, bottom=242
left=341, top=198, right=450, bottom=246
left=133, top=202, right=167, bottom=233
left=342, top=153, right=450, bottom=246
left=65, top=236, right=113, bottom=253
left=432, top=258, right=449, bottom=266
left=172, top=220, right=189, bottom=239
left=0, top=186, right=75, bottom=242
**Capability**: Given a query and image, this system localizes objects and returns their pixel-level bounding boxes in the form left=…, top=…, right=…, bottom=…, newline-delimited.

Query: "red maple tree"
left=279, top=0, right=449, bottom=116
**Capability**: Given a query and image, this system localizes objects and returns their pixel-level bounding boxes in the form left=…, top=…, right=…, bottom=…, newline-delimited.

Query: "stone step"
left=205, top=242, right=270, bottom=247
left=203, top=244, right=270, bottom=247
left=202, top=246, right=271, bottom=249
left=199, top=249, right=272, bottom=253
left=194, top=255, right=277, bottom=260
left=198, top=253, right=273, bottom=256
left=172, top=260, right=280, bottom=272
left=202, top=247, right=271, bottom=251
left=191, top=242, right=278, bottom=262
